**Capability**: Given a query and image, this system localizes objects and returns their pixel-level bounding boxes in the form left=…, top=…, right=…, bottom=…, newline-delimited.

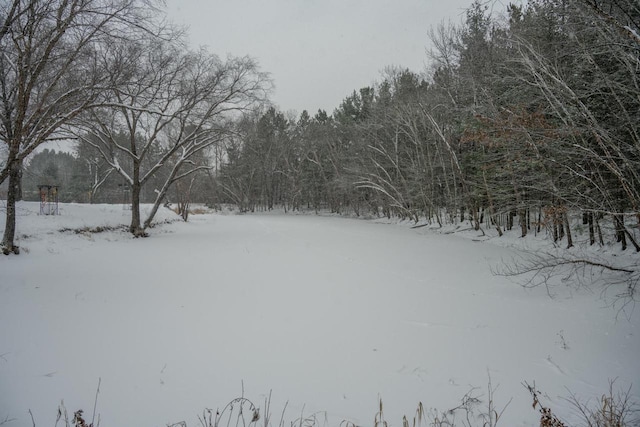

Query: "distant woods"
left=4, top=0, right=640, bottom=252
left=212, top=0, right=640, bottom=251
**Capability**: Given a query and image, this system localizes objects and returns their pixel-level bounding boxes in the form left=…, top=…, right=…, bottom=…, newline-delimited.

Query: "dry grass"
left=566, top=380, right=639, bottom=427
left=526, top=380, right=639, bottom=427
left=39, top=379, right=638, bottom=427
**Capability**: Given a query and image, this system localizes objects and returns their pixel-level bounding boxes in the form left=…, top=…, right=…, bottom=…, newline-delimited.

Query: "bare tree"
left=0, top=0, right=160, bottom=254
left=0, top=1, right=26, bottom=47
left=74, top=34, right=269, bottom=236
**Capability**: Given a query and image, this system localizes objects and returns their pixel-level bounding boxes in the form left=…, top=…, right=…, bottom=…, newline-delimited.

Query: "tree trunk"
left=472, top=205, right=480, bottom=230
left=129, top=161, right=145, bottom=237
left=519, top=209, right=527, bottom=238
left=614, top=214, right=627, bottom=250
left=595, top=213, right=604, bottom=246
left=615, top=215, right=640, bottom=252
left=564, top=211, right=573, bottom=249
left=130, top=181, right=144, bottom=236
left=587, top=212, right=595, bottom=245
left=1, top=160, right=23, bottom=254
left=557, top=209, right=565, bottom=241
left=143, top=176, right=174, bottom=230
left=482, top=169, right=502, bottom=236
left=623, top=226, right=640, bottom=252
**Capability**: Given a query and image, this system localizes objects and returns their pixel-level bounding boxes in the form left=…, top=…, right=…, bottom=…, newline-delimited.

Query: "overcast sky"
left=165, top=0, right=474, bottom=115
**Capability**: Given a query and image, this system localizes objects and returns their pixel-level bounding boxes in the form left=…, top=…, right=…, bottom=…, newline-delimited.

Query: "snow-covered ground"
left=0, top=202, right=638, bottom=426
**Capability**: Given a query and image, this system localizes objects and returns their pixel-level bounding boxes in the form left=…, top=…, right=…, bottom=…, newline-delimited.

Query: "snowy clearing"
left=0, top=202, right=638, bottom=426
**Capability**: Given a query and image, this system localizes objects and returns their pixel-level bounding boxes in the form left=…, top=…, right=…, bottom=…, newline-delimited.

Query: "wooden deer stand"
left=38, top=184, right=59, bottom=215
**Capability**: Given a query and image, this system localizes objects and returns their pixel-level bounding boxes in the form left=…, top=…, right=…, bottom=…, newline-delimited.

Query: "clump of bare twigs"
left=525, top=380, right=639, bottom=427
left=525, top=382, right=568, bottom=427
left=429, top=374, right=511, bottom=427
left=566, top=380, right=639, bottom=427
left=197, top=396, right=263, bottom=427
left=53, top=405, right=99, bottom=427
left=193, top=388, right=319, bottom=427
left=51, top=379, right=101, bottom=427
left=495, top=250, right=639, bottom=315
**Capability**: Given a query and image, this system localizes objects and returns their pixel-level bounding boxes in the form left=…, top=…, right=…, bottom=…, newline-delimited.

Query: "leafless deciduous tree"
left=73, top=34, right=270, bottom=236
left=0, top=0, right=160, bottom=254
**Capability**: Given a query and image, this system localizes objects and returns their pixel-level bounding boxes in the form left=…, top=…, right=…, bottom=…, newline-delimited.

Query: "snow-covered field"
left=0, top=202, right=638, bottom=426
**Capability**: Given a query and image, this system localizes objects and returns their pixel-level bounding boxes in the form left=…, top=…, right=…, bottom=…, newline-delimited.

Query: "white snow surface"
left=0, top=202, right=638, bottom=427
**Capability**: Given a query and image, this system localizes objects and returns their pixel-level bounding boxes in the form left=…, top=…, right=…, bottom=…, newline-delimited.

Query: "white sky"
left=164, top=0, right=474, bottom=115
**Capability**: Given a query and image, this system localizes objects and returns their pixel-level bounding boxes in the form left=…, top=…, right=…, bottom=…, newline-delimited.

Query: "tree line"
left=213, top=0, right=640, bottom=253
left=2, top=0, right=639, bottom=256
